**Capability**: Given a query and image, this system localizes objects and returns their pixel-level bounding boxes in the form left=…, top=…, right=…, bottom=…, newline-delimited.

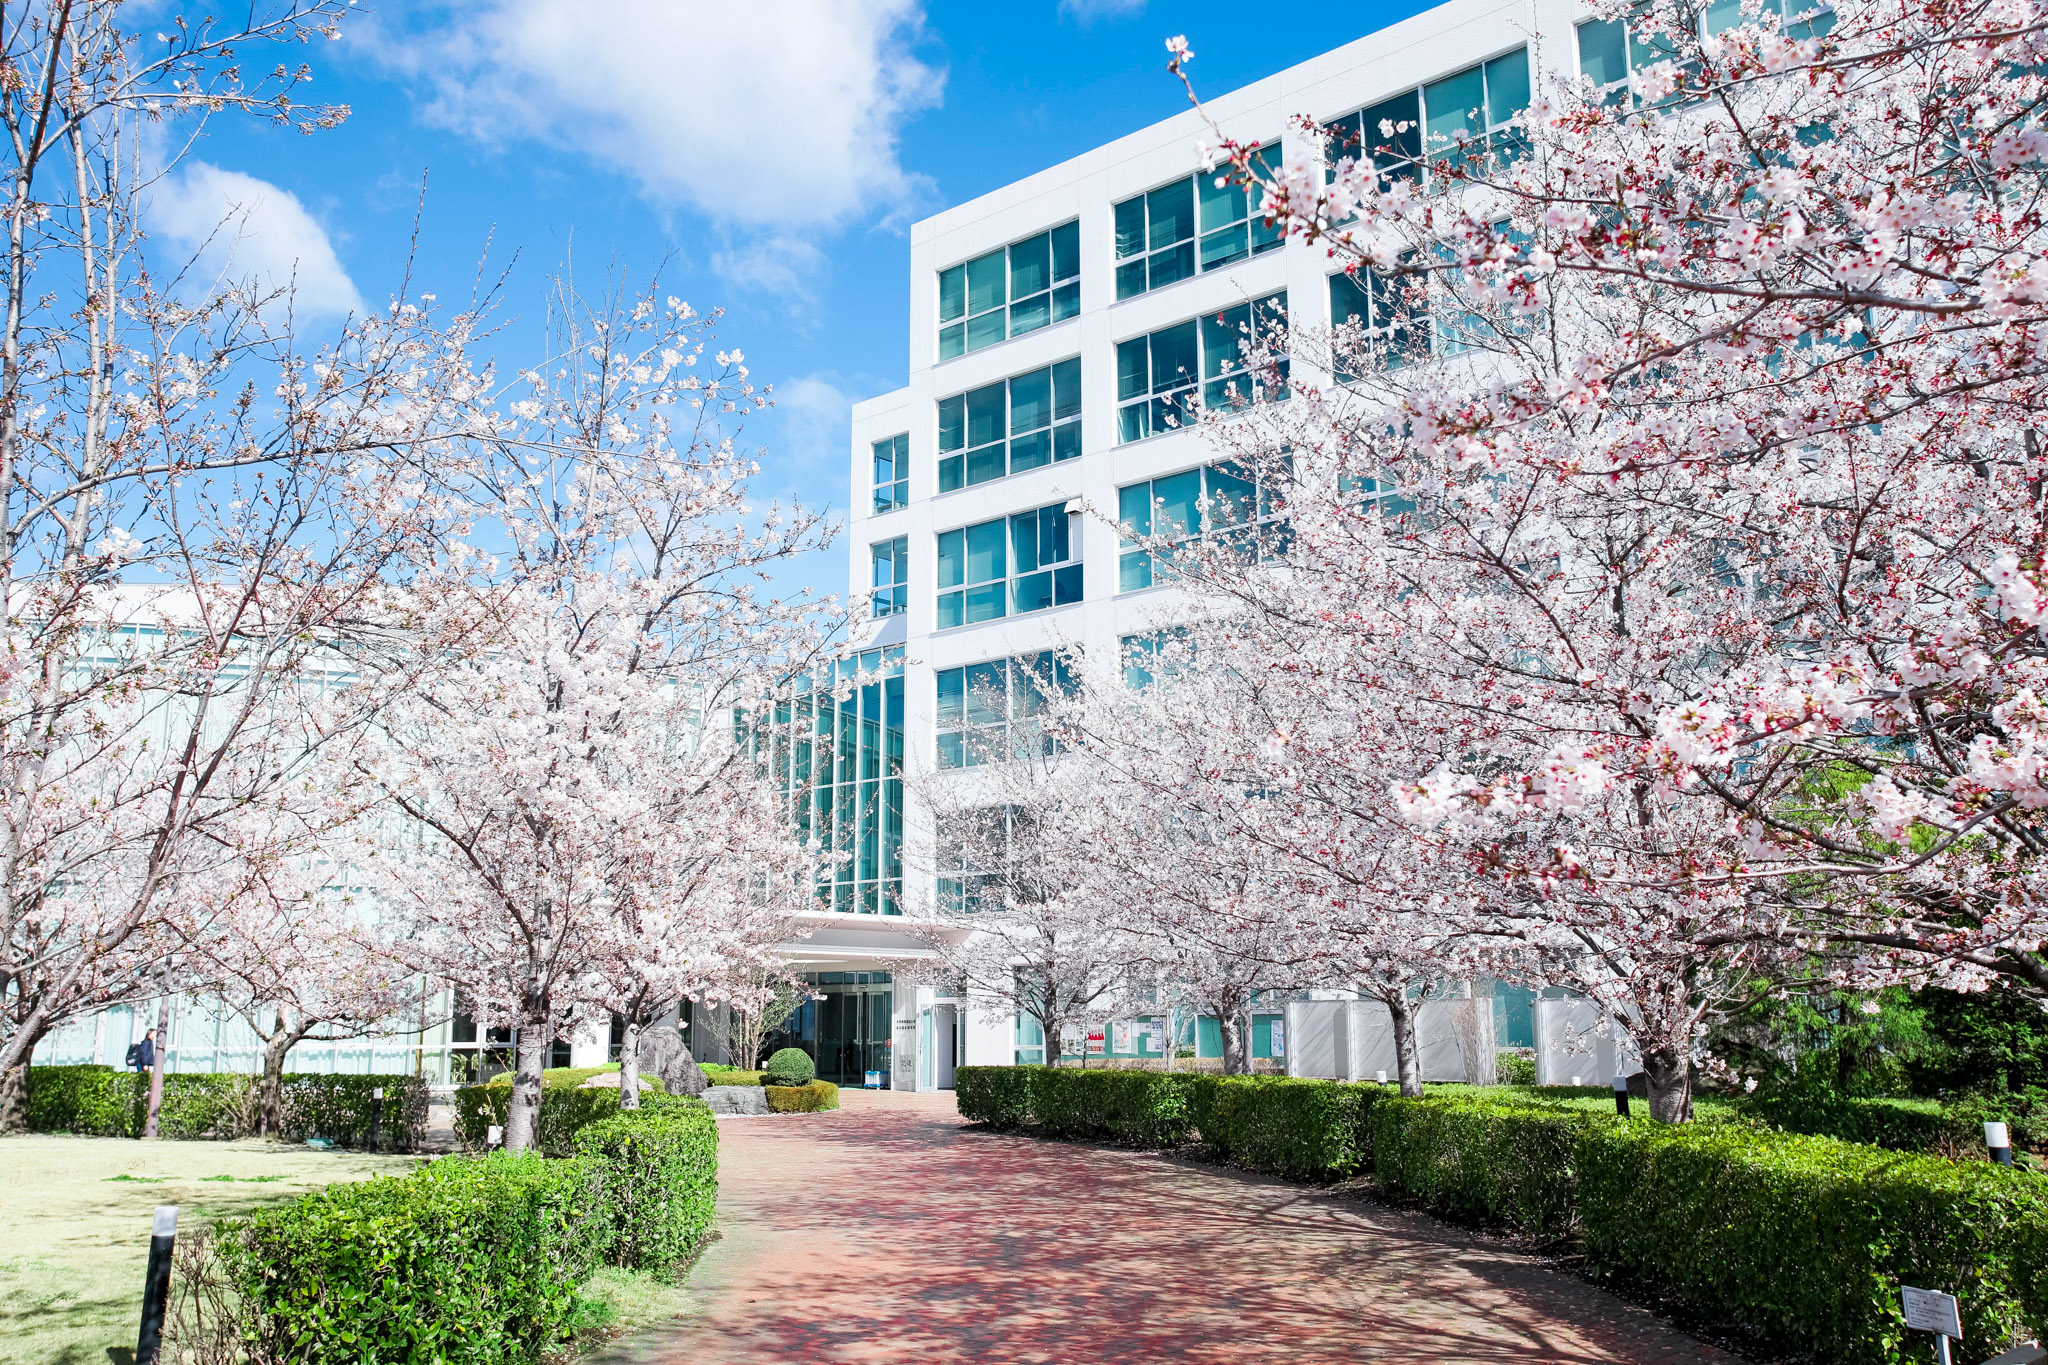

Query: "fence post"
left=135, top=1204, right=177, bottom=1365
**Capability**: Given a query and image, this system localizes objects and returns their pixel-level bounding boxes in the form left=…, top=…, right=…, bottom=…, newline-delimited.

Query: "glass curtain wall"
left=752, top=648, right=907, bottom=915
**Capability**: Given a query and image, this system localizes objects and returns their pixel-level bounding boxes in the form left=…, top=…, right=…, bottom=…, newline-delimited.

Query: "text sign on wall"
left=1901, top=1287, right=1962, bottom=1339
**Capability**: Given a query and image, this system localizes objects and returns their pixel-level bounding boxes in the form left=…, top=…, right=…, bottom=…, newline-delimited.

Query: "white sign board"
left=1902, top=1287, right=1962, bottom=1339
left=1270, top=1019, right=1286, bottom=1058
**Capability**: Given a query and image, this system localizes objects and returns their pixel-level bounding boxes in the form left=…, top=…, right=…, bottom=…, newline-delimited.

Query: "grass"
left=0, top=1133, right=423, bottom=1365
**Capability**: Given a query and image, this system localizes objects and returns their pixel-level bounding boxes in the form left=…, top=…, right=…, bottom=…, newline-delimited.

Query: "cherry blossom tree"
left=343, top=279, right=836, bottom=1152
left=919, top=728, right=1137, bottom=1070
left=1151, top=0, right=2048, bottom=1115
left=0, top=0, right=535, bottom=1129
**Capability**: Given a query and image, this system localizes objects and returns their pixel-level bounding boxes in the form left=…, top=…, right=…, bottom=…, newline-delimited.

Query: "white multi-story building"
left=827, top=0, right=1696, bottom=1085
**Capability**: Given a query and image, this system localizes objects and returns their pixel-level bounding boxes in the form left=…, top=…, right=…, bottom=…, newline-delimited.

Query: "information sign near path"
left=1901, top=1287, right=1962, bottom=1364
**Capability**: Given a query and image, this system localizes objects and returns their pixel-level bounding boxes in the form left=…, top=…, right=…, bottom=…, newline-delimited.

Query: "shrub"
left=278, top=1074, right=431, bottom=1151
left=765, top=1079, right=840, bottom=1113
left=1578, top=1122, right=2048, bottom=1365
left=574, top=1104, right=719, bottom=1271
left=701, top=1066, right=765, bottom=1087
left=1030, top=1067, right=1192, bottom=1146
left=762, top=1048, right=816, bottom=1087
left=215, top=1151, right=608, bottom=1365
left=1496, top=1052, right=1538, bottom=1086
left=1201, top=1076, right=1383, bottom=1181
left=956, top=1065, right=1037, bottom=1128
left=1741, top=1091, right=1992, bottom=1155
left=27, top=1065, right=247, bottom=1139
left=1370, top=1093, right=1594, bottom=1238
left=454, top=1076, right=669, bottom=1156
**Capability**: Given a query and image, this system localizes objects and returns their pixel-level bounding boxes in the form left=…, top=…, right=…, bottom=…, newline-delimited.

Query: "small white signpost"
left=1902, top=1286, right=1963, bottom=1365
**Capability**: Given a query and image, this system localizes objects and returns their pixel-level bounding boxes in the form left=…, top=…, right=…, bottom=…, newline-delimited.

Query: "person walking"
left=129, top=1029, right=156, bottom=1073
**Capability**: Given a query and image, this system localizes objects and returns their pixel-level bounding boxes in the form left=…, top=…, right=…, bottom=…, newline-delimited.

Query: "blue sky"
left=170, top=0, right=1428, bottom=599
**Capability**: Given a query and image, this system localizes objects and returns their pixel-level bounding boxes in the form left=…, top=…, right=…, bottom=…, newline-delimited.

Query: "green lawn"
left=0, top=1134, right=423, bottom=1365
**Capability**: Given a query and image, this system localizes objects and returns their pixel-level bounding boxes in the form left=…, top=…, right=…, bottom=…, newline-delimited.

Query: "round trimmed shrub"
left=763, top=1047, right=816, bottom=1087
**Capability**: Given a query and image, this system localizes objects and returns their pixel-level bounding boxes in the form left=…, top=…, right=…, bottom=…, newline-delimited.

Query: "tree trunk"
left=1219, top=1013, right=1246, bottom=1076
left=0, top=1054, right=30, bottom=1133
left=502, top=1025, right=549, bottom=1153
left=1041, top=1016, right=1062, bottom=1068
left=618, top=1019, right=643, bottom=1111
left=1640, top=1041, right=1693, bottom=1124
left=1388, top=996, right=1423, bottom=1097
left=1162, top=1007, right=1177, bottom=1072
left=142, top=991, right=171, bottom=1140
left=254, top=1018, right=302, bottom=1138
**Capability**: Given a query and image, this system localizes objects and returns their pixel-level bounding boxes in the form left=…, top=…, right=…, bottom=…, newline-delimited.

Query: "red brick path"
left=596, top=1088, right=1741, bottom=1364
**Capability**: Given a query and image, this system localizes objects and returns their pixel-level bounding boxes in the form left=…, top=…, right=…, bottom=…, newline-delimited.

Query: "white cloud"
left=770, top=373, right=859, bottom=493
left=1059, top=0, right=1147, bottom=19
left=710, top=235, right=831, bottom=302
left=147, top=162, right=365, bottom=320
left=371, top=0, right=944, bottom=236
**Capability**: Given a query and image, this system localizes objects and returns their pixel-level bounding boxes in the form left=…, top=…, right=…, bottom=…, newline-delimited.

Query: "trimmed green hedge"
left=1029, top=1067, right=1192, bottom=1146
left=956, top=1065, right=1036, bottom=1128
left=764, top=1080, right=840, bottom=1113
left=702, top=1065, right=765, bottom=1086
left=1371, top=1093, right=1591, bottom=1236
left=207, top=1101, right=716, bottom=1364
left=1743, top=1092, right=1985, bottom=1154
left=25, top=1065, right=428, bottom=1146
left=1199, top=1075, right=1384, bottom=1181
left=1577, top=1123, right=2048, bottom=1364
left=574, top=1103, right=719, bottom=1271
left=217, top=1152, right=607, bottom=1364
left=958, top=1063, right=2048, bottom=1363
left=278, top=1074, right=431, bottom=1150
left=454, top=1073, right=669, bottom=1157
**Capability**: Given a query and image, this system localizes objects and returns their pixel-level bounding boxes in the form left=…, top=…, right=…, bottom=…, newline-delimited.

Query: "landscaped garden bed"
left=956, top=1066, right=2048, bottom=1365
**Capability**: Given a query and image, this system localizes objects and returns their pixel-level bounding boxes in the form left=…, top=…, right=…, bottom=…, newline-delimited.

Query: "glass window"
left=939, top=221, right=1081, bottom=361
left=1329, top=260, right=1426, bottom=373
left=1116, top=292, right=1287, bottom=443
left=1325, top=49, right=1530, bottom=187
left=937, top=502, right=1081, bottom=629
left=1114, top=145, right=1281, bottom=302
left=869, top=537, right=908, bottom=618
left=747, top=648, right=905, bottom=916
left=1119, top=629, right=1191, bottom=690
left=936, top=651, right=1079, bottom=768
left=1116, top=460, right=1290, bottom=590
left=871, top=432, right=909, bottom=513
left=938, top=358, right=1081, bottom=493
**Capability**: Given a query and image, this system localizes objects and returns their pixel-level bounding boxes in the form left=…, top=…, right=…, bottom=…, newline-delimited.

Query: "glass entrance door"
left=789, top=972, right=894, bottom=1085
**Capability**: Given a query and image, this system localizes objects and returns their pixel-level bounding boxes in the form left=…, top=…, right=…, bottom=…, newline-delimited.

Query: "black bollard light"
left=1613, top=1074, right=1631, bottom=1118
left=1987, top=1120, right=2016, bottom=1167
left=136, top=1204, right=177, bottom=1365
left=369, top=1087, right=384, bottom=1153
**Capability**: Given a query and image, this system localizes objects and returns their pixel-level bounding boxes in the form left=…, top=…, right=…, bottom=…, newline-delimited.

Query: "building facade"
left=838, top=0, right=1659, bottom=1078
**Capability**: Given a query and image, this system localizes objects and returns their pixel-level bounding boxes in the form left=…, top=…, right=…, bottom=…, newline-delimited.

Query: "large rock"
left=636, top=1025, right=708, bottom=1097
left=702, top=1085, right=769, bottom=1116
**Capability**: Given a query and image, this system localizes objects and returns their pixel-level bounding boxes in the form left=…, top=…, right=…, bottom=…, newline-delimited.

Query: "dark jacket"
left=134, top=1037, right=155, bottom=1070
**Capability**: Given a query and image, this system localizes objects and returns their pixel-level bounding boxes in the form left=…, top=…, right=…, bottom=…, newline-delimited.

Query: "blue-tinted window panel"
left=1147, top=178, right=1195, bottom=250
left=937, top=529, right=964, bottom=588
left=963, top=582, right=1005, bottom=624
left=1485, top=48, right=1531, bottom=124
left=965, top=520, right=1006, bottom=583
left=1578, top=18, right=1628, bottom=85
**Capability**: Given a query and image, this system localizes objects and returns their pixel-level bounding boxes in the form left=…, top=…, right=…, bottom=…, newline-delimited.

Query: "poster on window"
left=1086, top=1027, right=1105, bottom=1056
left=1270, top=1019, right=1286, bottom=1058
left=1111, top=1021, right=1132, bottom=1055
